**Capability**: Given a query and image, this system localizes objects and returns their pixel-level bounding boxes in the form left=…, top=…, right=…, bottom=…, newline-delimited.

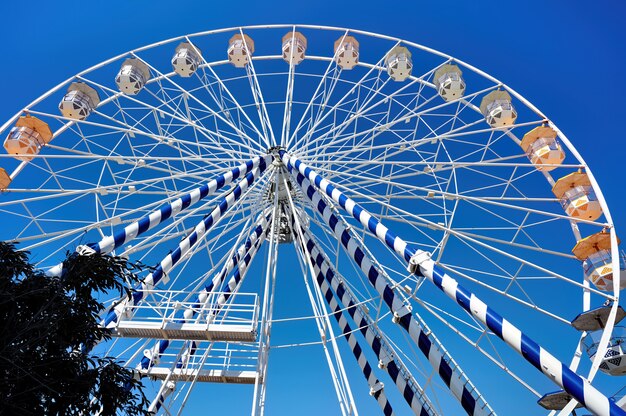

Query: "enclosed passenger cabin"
left=334, top=35, right=359, bottom=70
left=480, top=90, right=517, bottom=128
left=228, top=34, right=254, bottom=68
left=520, top=126, right=565, bottom=171
left=583, top=326, right=626, bottom=376
left=573, top=231, right=626, bottom=292
left=552, top=172, right=602, bottom=221
left=434, top=64, right=466, bottom=101
left=58, top=82, right=100, bottom=120
left=385, top=46, right=412, bottom=82
left=172, top=42, right=202, bottom=77
left=115, top=58, right=151, bottom=95
left=3, top=115, right=53, bottom=161
left=0, top=168, right=11, bottom=190
left=282, top=31, right=307, bottom=65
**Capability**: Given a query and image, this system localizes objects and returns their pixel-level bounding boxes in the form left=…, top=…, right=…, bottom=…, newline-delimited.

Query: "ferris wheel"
left=1, top=24, right=625, bottom=415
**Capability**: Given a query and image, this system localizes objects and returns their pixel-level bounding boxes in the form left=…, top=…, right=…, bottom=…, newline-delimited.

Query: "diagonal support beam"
left=294, top=236, right=397, bottom=416
left=284, top=156, right=492, bottom=416
left=103, top=165, right=266, bottom=327
left=281, top=151, right=625, bottom=416
left=143, top=212, right=271, bottom=413
left=47, top=154, right=273, bottom=277
left=294, top=224, right=437, bottom=416
left=138, top=211, right=272, bottom=370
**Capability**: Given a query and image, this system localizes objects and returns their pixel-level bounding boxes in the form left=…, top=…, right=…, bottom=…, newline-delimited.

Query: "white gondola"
left=573, top=231, right=626, bottom=292
left=115, top=58, right=150, bottom=95
left=228, top=34, right=254, bottom=68
left=480, top=90, right=517, bottom=128
left=520, top=126, right=565, bottom=171
left=434, top=64, right=466, bottom=101
left=334, top=35, right=359, bottom=70
left=282, top=31, right=307, bottom=65
left=58, top=82, right=100, bottom=120
left=385, top=46, right=412, bottom=82
left=171, top=42, right=202, bottom=77
left=3, top=115, right=53, bottom=161
left=552, top=172, right=602, bottom=221
left=583, top=326, right=626, bottom=376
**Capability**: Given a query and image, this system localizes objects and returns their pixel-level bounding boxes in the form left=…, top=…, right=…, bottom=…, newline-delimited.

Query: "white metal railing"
left=144, top=340, right=260, bottom=379
left=117, top=290, right=259, bottom=330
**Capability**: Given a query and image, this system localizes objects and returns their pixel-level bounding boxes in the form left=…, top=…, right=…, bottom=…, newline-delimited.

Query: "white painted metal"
left=0, top=25, right=621, bottom=416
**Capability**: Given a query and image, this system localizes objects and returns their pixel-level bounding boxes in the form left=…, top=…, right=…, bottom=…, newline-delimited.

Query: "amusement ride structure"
left=1, top=25, right=625, bottom=415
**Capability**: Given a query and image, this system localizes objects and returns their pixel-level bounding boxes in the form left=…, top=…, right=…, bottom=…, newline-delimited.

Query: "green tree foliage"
left=0, top=242, right=150, bottom=415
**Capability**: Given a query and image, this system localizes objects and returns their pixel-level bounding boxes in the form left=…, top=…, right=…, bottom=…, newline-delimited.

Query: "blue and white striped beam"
left=103, top=166, right=264, bottom=328
left=281, top=151, right=625, bottom=416
left=138, top=212, right=272, bottom=370
left=185, top=211, right=271, bottom=320
left=47, top=155, right=272, bottom=277
left=172, top=219, right=270, bottom=370
left=148, top=380, right=176, bottom=414
left=294, top=239, right=397, bottom=416
left=284, top=160, right=491, bottom=416
left=297, top=227, right=438, bottom=416
left=294, top=228, right=434, bottom=416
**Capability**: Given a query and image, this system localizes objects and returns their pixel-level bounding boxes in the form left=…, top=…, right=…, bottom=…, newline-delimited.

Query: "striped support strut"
left=173, top=218, right=270, bottom=370
left=103, top=167, right=263, bottom=328
left=139, top=212, right=272, bottom=370
left=294, top=227, right=434, bottom=416
left=282, top=152, right=625, bottom=416
left=296, top=241, right=396, bottom=416
left=47, top=155, right=272, bottom=277
left=284, top=158, right=491, bottom=416
left=149, top=381, right=175, bottom=414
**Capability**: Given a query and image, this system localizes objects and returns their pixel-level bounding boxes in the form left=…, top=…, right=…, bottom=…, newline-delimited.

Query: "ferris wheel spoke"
left=28, top=106, right=247, bottom=169
left=5, top=181, right=220, bottom=257
left=135, top=211, right=271, bottom=381
left=299, top=82, right=500, bottom=161
left=298, top=58, right=443, bottom=156
left=96, top=156, right=268, bottom=255
left=311, top=169, right=609, bottom=299
left=184, top=35, right=268, bottom=147
left=290, top=42, right=397, bottom=152
left=75, top=75, right=258, bottom=159
left=279, top=28, right=299, bottom=147
left=285, top=30, right=349, bottom=150
left=302, top=113, right=488, bottom=168
left=289, top=159, right=493, bottom=416
left=307, top=92, right=544, bottom=168
left=306, top=158, right=607, bottom=240
left=102, top=165, right=267, bottom=328
left=237, top=28, right=276, bottom=148
left=293, top=223, right=439, bottom=415
left=0, top=163, right=219, bottom=218
left=128, top=53, right=265, bottom=154
left=283, top=151, right=622, bottom=416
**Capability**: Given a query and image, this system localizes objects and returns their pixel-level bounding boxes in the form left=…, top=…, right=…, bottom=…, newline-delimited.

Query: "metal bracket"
left=408, top=250, right=431, bottom=274
left=369, top=381, right=385, bottom=397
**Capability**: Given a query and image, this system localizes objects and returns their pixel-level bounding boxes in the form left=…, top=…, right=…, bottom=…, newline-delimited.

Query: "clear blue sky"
left=1, top=0, right=624, bottom=233
left=1, top=1, right=625, bottom=415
